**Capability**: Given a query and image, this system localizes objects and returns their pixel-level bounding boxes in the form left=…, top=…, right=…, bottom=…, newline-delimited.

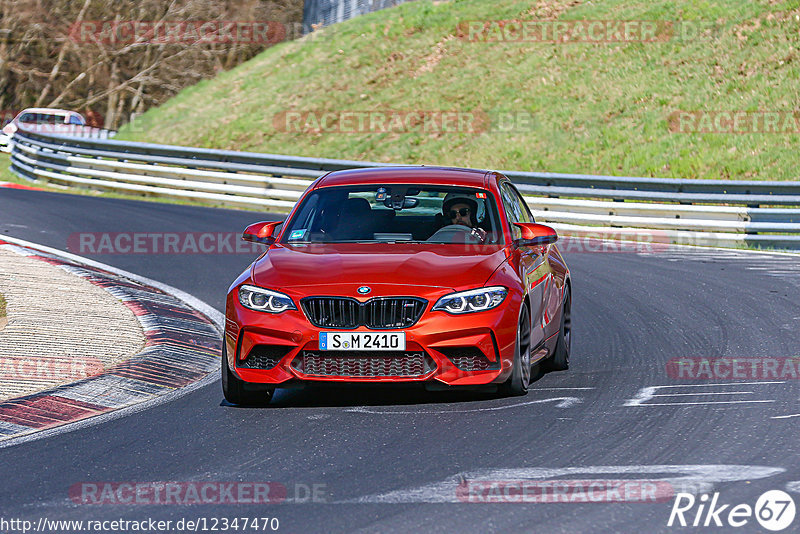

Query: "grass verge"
left=117, top=0, right=800, bottom=180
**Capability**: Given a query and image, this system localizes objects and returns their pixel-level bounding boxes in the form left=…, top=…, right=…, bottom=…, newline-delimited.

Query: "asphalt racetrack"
left=1, top=187, right=800, bottom=533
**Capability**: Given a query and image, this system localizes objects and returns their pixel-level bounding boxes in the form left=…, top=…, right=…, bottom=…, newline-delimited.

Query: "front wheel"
left=221, top=344, right=274, bottom=405
left=500, top=305, right=531, bottom=396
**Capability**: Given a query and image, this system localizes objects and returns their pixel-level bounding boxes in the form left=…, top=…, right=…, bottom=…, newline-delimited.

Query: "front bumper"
left=225, top=287, right=522, bottom=387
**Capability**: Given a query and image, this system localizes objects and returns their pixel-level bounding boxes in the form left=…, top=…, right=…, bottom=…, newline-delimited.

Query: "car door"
left=509, top=182, right=564, bottom=338
left=500, top=181, right=547, bottom=348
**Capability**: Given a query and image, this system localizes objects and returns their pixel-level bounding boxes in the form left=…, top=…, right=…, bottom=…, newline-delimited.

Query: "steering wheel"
left=427, top=224, right=483, bottom=244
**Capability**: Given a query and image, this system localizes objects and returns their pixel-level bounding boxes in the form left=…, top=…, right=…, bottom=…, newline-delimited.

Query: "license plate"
left=319, top=332, right=405, bottom=351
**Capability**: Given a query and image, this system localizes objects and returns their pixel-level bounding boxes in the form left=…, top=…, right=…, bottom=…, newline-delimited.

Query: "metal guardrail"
left=9, top=127, right=800, bottom=250
left=303, top=0, right=414, bottom=31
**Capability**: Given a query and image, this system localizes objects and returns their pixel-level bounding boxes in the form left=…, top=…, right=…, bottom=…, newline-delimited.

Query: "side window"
left=23, top=113, right=57, bottom=125
left=68, top=115, right=84, bottom=125
left=509, top=184, right=534, bottom=224
left=500, top=182, right=529, bottom=239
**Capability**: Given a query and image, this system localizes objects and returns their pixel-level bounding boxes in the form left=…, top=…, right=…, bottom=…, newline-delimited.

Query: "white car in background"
left=0, top=108, right=87, bottom=153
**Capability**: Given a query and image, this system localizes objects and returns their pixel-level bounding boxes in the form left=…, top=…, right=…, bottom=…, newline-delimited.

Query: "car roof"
left=316, top=166, right=496, bottom=188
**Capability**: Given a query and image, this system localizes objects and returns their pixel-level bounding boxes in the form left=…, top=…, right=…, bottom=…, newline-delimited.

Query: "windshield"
left=281, top=184, right=504, bottom=245
left=18, top=112, right=68, bottom=125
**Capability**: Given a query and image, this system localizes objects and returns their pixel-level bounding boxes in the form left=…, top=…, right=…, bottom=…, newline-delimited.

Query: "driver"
left=442, top=194, right=487, bottom=242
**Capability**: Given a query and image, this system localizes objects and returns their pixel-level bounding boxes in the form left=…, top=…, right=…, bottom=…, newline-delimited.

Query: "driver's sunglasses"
left=449, top=208, right=470, bottom=218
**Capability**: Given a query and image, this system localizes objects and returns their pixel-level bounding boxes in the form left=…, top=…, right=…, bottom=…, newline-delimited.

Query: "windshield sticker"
left=289, top=229, right=307, bottom=240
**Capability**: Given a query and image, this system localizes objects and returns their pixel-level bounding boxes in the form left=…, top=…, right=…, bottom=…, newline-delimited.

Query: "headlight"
left=433, top=286, right=508, bottom=314
left=238, top=285, right=296, bottom=313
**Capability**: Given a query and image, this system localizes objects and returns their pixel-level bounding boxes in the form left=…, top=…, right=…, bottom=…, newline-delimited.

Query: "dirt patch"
left=413, top=35, right=456, bottom=77
left=527, top=0, right=582, bottom=19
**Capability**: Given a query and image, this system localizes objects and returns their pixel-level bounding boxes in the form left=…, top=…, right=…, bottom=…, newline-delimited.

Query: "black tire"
left=546, top=290, right=571, bottom=372
left=221, top=344, right=274, bottom=406
left=500, top=304, right=531, bottom=396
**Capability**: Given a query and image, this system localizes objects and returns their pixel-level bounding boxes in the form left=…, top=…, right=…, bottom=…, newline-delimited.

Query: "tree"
left=0, top=0, right=303, bottom=129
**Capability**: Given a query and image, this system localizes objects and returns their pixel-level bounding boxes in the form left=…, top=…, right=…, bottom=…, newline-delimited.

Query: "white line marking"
left=346, top=465, right=786, bottom=504
left=650, top=243, right=800, bottom=258
left=651, top=391, right=754, bottom=397
left=346, top=396, right=582, bottom=414
left=624, top=382, right=782, bottom=407
left=633, top=400, right=775, bottom=406
left=534, top=387, right=596, bottom=390
left=771, top=413, right=800, bottom=419
left=787, top=481, right=800, bottom=494
left=654, top=382, right=785, bottom=388
left=747, top=267, right=800, bottom=271
left=0, top=235, right=223, bottom=450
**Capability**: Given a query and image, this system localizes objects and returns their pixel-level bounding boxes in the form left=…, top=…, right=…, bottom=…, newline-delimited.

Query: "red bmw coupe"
left=223, top=167, right=571, bottom=404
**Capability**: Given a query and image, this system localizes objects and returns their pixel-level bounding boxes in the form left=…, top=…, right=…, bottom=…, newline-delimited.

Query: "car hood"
left=252, top=243, right=510, bottom=292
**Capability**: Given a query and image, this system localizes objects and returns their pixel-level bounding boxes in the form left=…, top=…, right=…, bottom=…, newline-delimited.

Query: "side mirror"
left=513, top=222, right=558, bottom=247
left=242, top=221, right=283, bottom=245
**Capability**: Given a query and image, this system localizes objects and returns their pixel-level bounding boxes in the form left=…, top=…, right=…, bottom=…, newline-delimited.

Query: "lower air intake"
left=239, top=345, right=291, bottom=369
left=438, top=347, right=499, bottom=371
left=293, top=351, right=435, bottom=377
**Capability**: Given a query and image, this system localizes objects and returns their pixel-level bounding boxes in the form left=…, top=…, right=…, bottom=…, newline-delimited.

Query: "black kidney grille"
left=293, top=351, right=435, bottom=377
left=301, top=297, right=426, bottom=329
left=365, top=298, right=427, bottom=328
left=301, top=297, right=360, bottom=328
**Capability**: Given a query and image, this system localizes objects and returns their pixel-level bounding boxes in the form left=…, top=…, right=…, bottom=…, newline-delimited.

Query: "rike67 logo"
left=668, top=490, right=796, bottom=531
